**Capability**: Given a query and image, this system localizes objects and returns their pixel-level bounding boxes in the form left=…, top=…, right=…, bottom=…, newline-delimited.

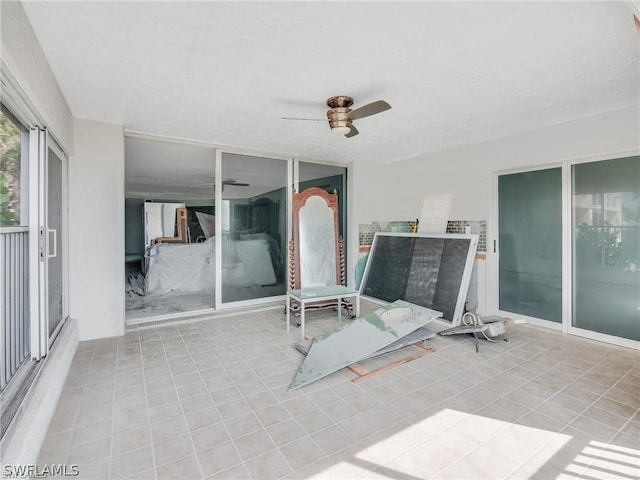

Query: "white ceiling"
left=23, top=1, right=639, bottom=167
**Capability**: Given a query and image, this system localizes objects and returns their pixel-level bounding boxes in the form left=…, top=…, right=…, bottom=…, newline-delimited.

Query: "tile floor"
left=38, top=302, right=640, bottom=479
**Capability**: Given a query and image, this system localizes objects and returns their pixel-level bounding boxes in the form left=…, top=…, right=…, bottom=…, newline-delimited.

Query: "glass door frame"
left=214, top=148, right=292, bottom=310
left=29, top=128, right=69, bottom=359
left=46, top=138, right=69, bottom=347
left=491, top=150, right=640, bottom=349
left=565, top=150, right=639, bottom=349
left=214, top=147, right=351, bottom=310
left=491, top=162, right=565, bottom=333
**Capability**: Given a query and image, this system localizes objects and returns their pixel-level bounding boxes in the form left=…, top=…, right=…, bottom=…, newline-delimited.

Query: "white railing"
left=0, top=228, right=30, bottom=393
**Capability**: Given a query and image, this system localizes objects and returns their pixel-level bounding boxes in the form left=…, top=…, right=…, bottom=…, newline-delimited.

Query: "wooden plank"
left=347, top=363, right=369, bottom=376
left=348, top=344, right=435, bottom=383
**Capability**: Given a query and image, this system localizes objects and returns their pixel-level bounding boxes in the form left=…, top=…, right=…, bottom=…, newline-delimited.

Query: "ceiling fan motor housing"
left=327, top=107, right=353, bottom=131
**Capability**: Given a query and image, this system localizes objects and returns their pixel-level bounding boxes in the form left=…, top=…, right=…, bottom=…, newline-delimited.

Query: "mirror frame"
left=291, top=187, right=341, bottom=289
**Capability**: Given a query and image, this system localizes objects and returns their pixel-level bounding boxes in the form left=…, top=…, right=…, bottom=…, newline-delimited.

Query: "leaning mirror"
left=298, top=195, right=337, bottom=287
left=288, top=187, right=353, bottom=317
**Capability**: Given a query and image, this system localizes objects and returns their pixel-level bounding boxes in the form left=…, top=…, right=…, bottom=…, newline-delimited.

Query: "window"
left=0, top=107, right=27, bottom=227
left=0, top=105, right=30, bottom=397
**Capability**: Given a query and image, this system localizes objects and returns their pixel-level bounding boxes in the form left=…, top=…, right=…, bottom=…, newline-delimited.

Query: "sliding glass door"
left=498, top=168, right=563, bottom=323
left=572, top=156, right=640, bottom=341
left=220, top=153, right=288, bottom=304
left=497, top=155, right=640, bottom=344
left=47, top=147, right=66, bottom=339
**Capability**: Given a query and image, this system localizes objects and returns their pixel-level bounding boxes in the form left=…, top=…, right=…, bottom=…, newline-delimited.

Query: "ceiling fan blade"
left=281, top=117, right=326, bottom=121
left=345, top=125, right=359, bottom=138
left=348, top=100, right=391, bottom=120
left=223, top=179, right=250, bottom=186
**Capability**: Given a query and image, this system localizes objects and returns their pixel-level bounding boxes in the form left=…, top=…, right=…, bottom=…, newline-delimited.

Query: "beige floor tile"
left=156, top=454, right=202, bottom=480
left=198, top=441, right=241, bottom=477
left=149, top=400, right=183, bottom=424
left=218, top=399, right=252, bottom=421
left=39, top=429, right=74, bottom=459
left=113, top=410, right=150, bottom=435
left=191, top=424, right=232, bottom=451
left=225, top=412, right=263, bottom=439
left=295, top=409, right=334, bottom=435
left=243, top=448, right=292, bottom=479
left=181, top=406, right=220, bottom=431
left=207, top=462, right=250, bottom=480
left=181, top=393, right=214, bottom=414
left=311, top=424, right=352, bottom=456
left=233, top=429, right=276, bottom=461
left=177, top=381, right=208, bottom=400
left=279, top=436, right=325, bottom=472
left=211, top=386, right=242, bottom=404
left=581, top=405, right=631, bottom=430
left=110, top=446, right=154, bottom=479
left=151, top=415, right=189, bottom=443
left=74, top=458, right=109, bottom=480
left=37, top=306, right=640, bottom=480
left=266, top=418, right=307, bottom=447
left=111, top=426, right=152, bottom=457
left=281, top=397, right=317, bottom=417
left=153, top=433, right=196, bottom=466
left=67, top=437, right=111, bottom=468
left=254, top=404, right=292, bottom=428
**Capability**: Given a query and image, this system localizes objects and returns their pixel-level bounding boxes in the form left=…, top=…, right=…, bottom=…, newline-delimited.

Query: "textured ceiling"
left=23, top=1, right=639, bottom=165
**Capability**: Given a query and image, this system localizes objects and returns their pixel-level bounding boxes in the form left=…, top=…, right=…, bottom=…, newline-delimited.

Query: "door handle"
left=48, top=228, right=57, bottom=258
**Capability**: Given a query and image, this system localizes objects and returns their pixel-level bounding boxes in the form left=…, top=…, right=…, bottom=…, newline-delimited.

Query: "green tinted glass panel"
left=499, top=168, right=562, bottom=322
left=221, top=153, right=287, bottom=303
left=572, top=156, right=640, bottom=340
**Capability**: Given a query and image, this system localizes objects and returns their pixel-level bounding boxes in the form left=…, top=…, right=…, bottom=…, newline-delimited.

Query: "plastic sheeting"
left=145, top=237, right=278, bottom=296
left=146, top=238, right=215, bottom=296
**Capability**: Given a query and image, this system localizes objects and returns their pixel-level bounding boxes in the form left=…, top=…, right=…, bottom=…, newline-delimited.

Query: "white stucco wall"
left=69, top=119, right=125, bottom=340
left=355, top=107, right=640, bottom=224
left=352, top=106, right=640, bottom=316
left=0, top=1, right=73, bottom=150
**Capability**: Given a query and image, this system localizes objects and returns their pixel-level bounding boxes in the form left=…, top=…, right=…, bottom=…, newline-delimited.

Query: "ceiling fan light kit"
left=283, top=95, right=391, bottom=138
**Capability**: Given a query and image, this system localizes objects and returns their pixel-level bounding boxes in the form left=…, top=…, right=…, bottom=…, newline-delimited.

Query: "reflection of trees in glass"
left=0, top=111, right=21, bottom=226
left=576, top=222, right=627, bottom=268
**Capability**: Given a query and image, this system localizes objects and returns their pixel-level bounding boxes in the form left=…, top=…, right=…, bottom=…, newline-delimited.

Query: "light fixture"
left=331, top=125, right=351, bottom=135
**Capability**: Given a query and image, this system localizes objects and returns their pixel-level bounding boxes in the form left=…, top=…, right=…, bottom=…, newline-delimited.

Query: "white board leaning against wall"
left=418, top=193, right=452, bottom=234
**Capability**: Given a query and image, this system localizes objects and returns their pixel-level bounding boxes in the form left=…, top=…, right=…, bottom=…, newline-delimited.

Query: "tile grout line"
left=137, top=332, right=160, bottom=480
left=199, top=320, right=342, bottom=477
left=197, top=321, right=298, bottom=478
left=179, top=325, right=248, bottom=478
left=63, top=341, right=96, bottom=467
left=156, top=329, right=207, bottom=479
left=108, top=338, right=119, bottom=479
left=501, top=347, right=635, bottom=479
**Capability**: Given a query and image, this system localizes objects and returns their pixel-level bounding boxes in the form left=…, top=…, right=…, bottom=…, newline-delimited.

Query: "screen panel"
left=361, top=236, right=413, bottom=302
left=432, top=238, right=473, bottom=321
left=360, top=233, right=478, bottom=324
left=404, top=237, right=444, bottom=308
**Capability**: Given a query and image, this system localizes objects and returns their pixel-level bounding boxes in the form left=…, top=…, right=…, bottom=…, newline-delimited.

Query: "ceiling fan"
left=282, top=96, right=391, bottom=138
left=221, top=179, right=250, bottom=187
left=193, top=178, right=250, bottom=191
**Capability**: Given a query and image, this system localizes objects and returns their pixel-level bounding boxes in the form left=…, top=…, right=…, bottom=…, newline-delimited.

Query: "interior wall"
left=354, top=106, right=640, bottom=316
left=355, top=107, right=639, bottom=223
left=69, top=119, right=125, bottom=340
left=0, top=1, right=73, bottom=150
